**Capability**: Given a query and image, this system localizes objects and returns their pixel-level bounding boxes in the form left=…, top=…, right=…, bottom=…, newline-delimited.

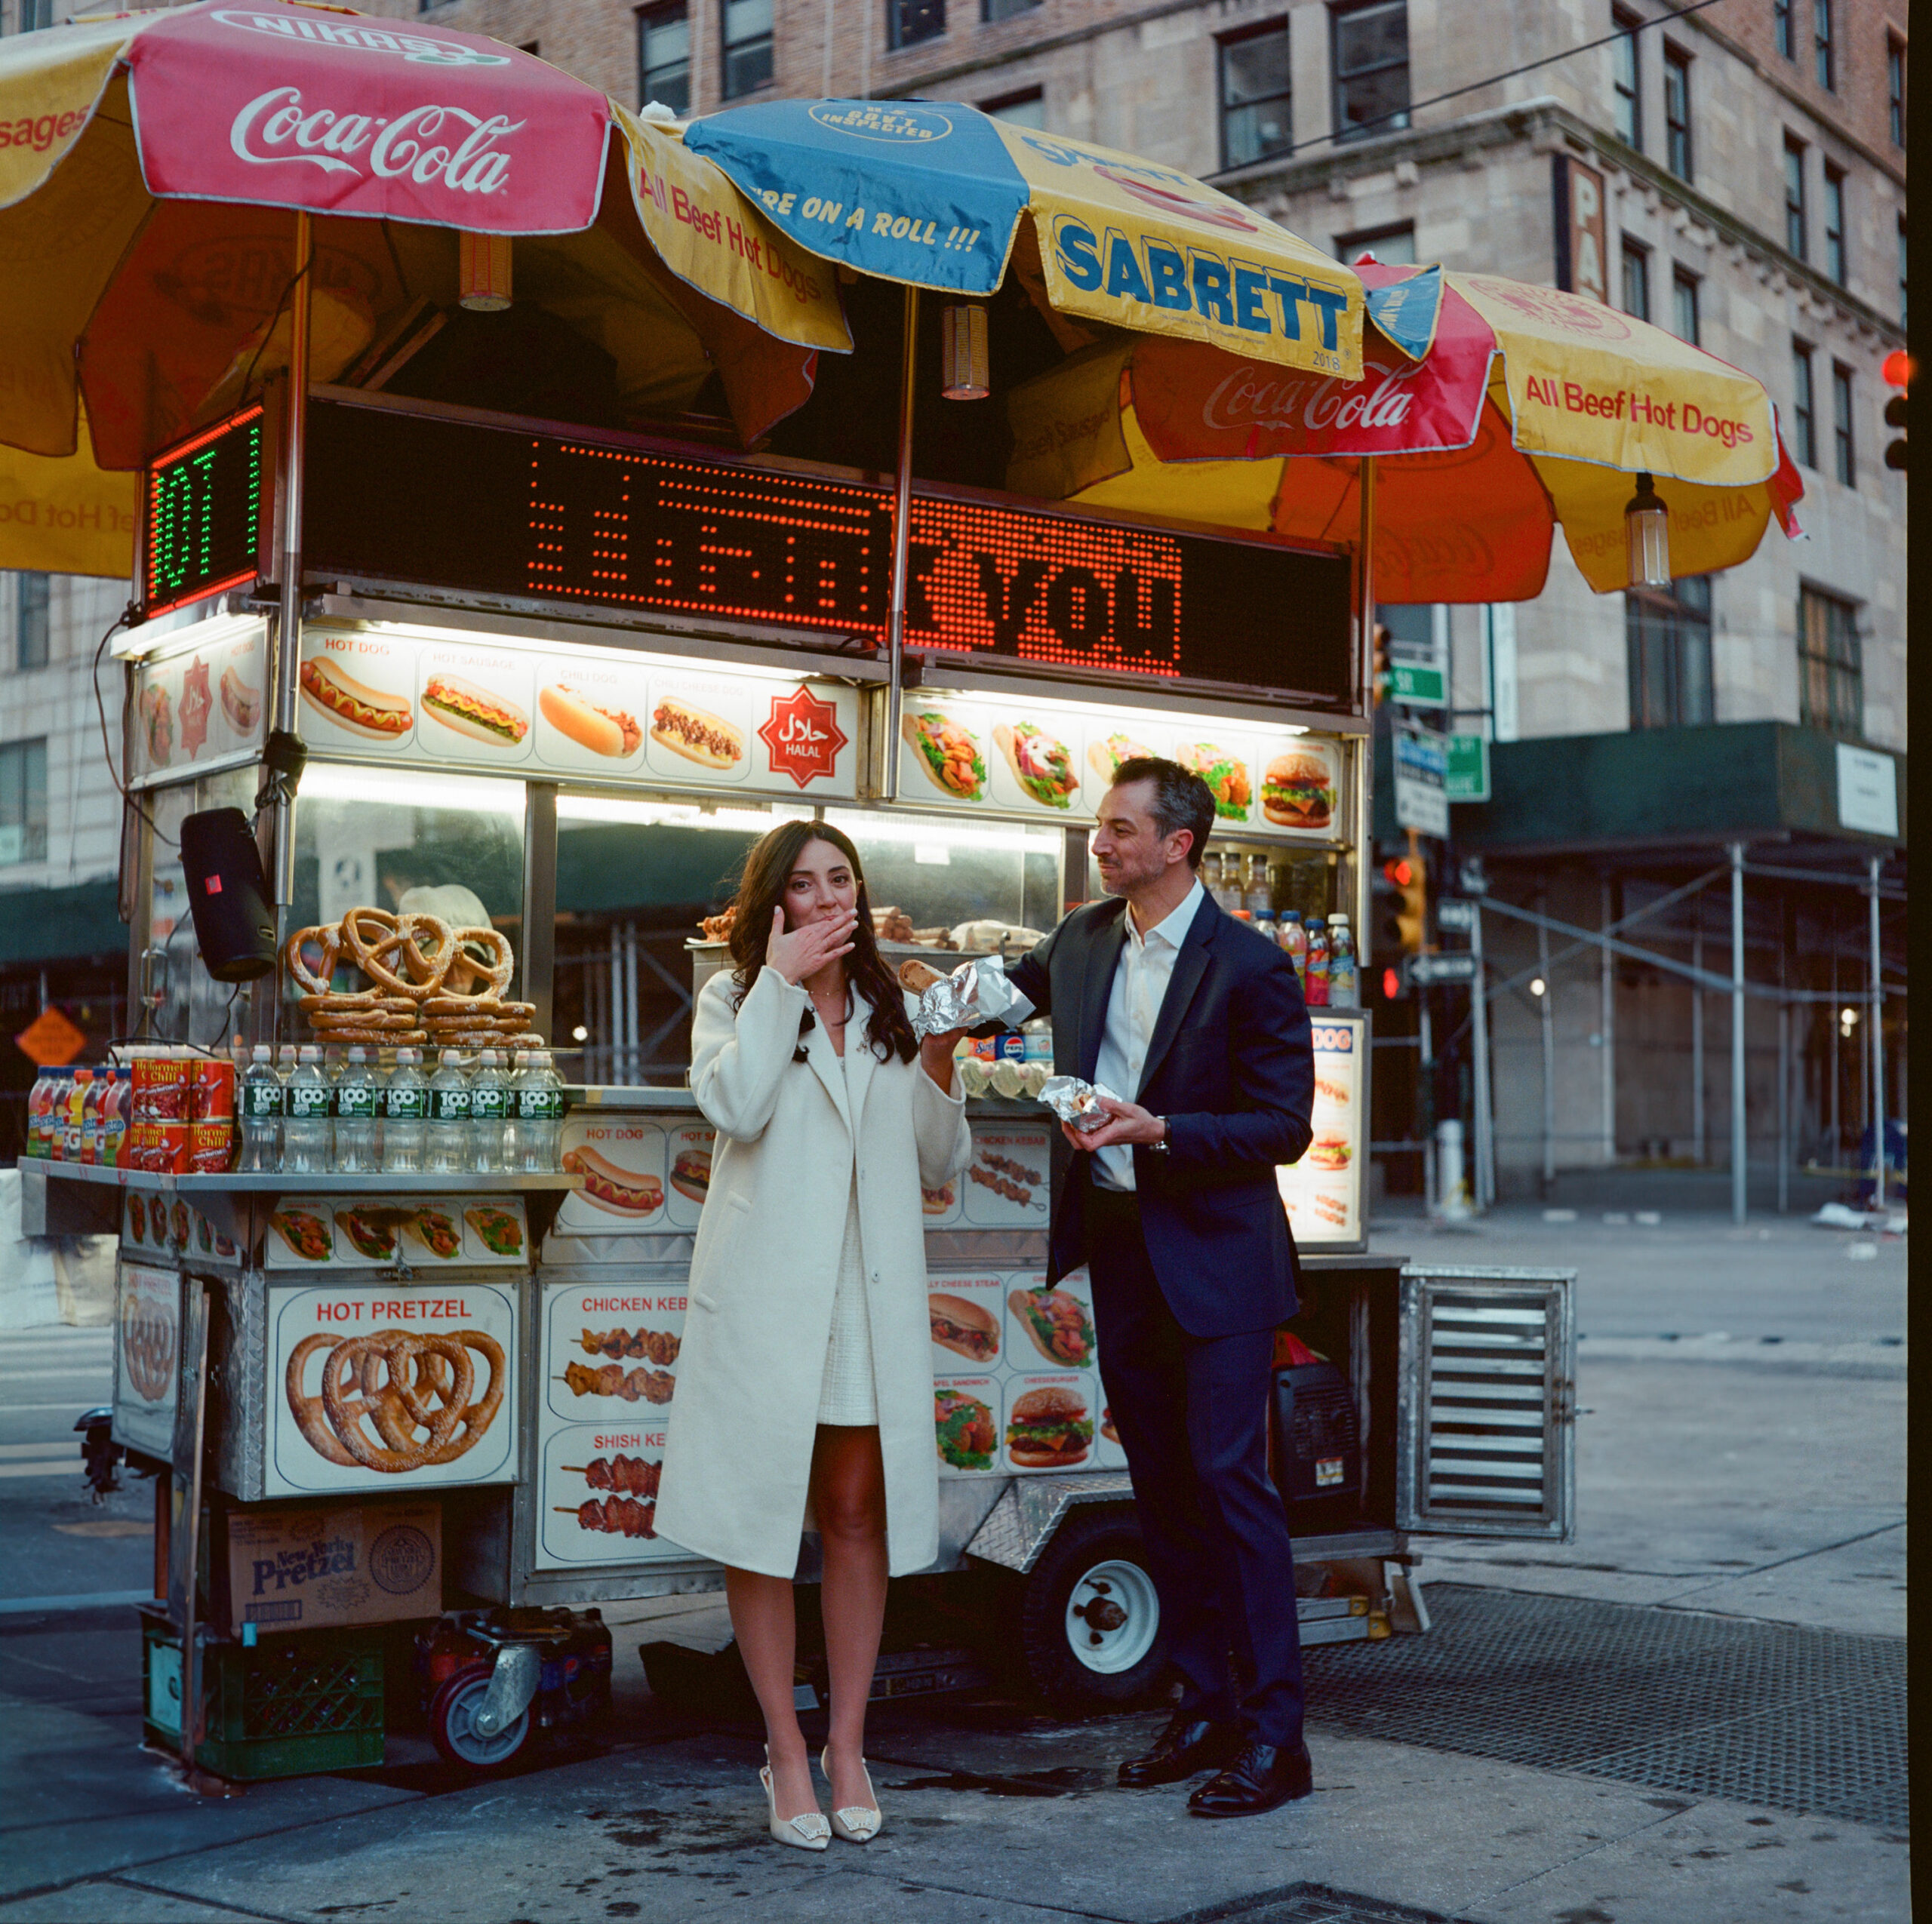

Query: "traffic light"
left=1883, top=350, right=1911, bottom=472
left=1384, top=841, right=1428, bottom=953
left=1370, top=856, right=1407, bottom=999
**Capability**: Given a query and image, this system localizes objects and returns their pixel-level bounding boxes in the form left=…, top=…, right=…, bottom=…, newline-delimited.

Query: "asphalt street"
left=0, top=1208, right=1907, bottom=1924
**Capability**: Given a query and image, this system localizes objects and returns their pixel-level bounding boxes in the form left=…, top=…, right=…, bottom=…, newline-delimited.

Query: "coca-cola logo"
left=209, top=11, right=512, bottom=67
left=230, top=88, right=524, bottom=195
left=1200, top=355, right=1418, bottom=435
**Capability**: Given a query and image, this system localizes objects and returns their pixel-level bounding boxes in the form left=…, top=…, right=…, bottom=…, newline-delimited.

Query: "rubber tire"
left=429, top=1662, right=537, bottom=1770
left=1014, top=1506, right=1170, bottom=1711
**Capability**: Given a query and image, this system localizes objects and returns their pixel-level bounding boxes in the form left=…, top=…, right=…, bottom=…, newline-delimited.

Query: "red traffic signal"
left=1881, top=349, right=1914, bottom=389
left=1383, top=857, right=1414, bottom=888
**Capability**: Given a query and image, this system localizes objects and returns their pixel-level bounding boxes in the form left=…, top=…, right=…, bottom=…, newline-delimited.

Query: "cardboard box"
left=219, top=1501, right=441, bottom=1635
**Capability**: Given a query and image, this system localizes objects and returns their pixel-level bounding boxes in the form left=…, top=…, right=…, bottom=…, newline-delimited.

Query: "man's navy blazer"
left=1006, top=890, right=1315, bottom=1340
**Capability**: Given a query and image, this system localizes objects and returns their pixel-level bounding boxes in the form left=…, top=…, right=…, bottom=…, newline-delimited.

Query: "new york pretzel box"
left=214, top=1501, right=442, bottom=1637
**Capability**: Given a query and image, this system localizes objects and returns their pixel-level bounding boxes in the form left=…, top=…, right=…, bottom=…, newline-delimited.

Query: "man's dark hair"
left=1109, top=758, right=1216, bottom=869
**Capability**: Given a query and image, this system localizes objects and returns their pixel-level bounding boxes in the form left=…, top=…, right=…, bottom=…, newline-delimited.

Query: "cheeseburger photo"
left=1005, top=1384, right=1093, bottom=1469
left=1262, top=748, right=1337, bottom=829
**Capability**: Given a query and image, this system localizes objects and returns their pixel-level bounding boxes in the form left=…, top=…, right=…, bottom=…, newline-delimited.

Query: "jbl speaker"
left=179, top=808, right=277, bottom=982
left=1270, top=1359, right=1361, bottom=1532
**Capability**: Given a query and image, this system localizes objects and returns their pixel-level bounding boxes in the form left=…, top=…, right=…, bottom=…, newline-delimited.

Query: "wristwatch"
left=1150, top=1118, right=1170, bottom=1153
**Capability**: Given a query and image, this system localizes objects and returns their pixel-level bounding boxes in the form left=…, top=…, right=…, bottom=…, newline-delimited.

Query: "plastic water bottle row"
left=237, top=1045, right=565, bottom=1176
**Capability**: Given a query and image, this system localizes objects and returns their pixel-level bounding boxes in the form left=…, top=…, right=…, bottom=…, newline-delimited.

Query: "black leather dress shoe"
left=1117, top=1713, right=1244, bottom=1787
left=1186, top=1740, right=1315, bottom=1817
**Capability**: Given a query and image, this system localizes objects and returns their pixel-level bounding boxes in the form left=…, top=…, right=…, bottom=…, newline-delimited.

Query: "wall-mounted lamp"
left=940, top=301, right=989, bottom=401
left=1623, top=471, right=1671, bottom=589
left=460, top=231, right=512, bottom=312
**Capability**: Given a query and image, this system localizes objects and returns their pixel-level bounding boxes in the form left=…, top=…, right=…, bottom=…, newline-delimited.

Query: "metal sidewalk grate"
left=1303, top=1584, right=1906, bottom=1831
left=1173, top=1885, right=1473, bottom=1924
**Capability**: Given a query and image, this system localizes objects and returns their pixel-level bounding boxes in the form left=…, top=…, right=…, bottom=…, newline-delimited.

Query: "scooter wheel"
left=429, top=1661, right=535, bottom=1770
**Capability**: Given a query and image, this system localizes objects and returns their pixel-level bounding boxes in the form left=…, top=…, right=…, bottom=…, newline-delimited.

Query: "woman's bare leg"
left=811, top=1423, right=889, bottom=1812
left=724, top=1565, right=818, bottom=1823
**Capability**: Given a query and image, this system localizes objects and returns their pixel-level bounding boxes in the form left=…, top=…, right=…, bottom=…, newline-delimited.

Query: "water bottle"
left=382, top=1047, right=428, bottom=1173
left=333, top=1047, right=379, bottom=1173
left=1244, top=856, right=1272, bottom=921
left=282, top=1046, right=330, bottom=1174
left=515, top=1050, right=565, bottom=1173
left=502, top=1051, right=531, bottom=1172
left=426, top=1050, right=472, bottom=1174
left=1278, top=911, right=1308, bottom=986
left=468, top=1050, right=508, bottom=1173
left=237, top=1044, right=282, bottom=1173
left=1327, top=914, right=1358, bottom=1008
left=1303, top=917, right=1331, bottom=1008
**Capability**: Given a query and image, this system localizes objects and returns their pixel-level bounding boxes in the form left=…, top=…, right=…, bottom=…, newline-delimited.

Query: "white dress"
left=816, top=1044, right=879, bottom=1425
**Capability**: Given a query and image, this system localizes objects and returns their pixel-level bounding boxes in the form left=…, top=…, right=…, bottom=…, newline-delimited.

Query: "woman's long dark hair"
left=727, top=819, right=918, bottom=1065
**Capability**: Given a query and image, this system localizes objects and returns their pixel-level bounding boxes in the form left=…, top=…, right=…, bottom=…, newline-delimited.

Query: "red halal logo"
left=758, top=685, right=848, bottom=788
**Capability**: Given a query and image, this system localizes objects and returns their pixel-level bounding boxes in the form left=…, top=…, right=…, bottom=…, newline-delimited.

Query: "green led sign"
left=143, top=405, right=265, bottom=616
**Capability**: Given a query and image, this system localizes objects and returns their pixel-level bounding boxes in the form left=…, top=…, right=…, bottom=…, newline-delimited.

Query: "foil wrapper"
left=1038, top=1074, right=1120, bottom=1132
left=911, top=954, right=1028, bottom=1039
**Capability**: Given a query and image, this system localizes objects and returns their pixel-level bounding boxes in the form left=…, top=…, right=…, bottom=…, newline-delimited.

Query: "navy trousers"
left=1084, top=1182, right=1306, bottom=1747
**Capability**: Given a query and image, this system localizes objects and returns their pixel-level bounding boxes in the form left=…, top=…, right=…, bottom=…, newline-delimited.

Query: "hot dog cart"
left=24, top=367, right=1575, bottom=1772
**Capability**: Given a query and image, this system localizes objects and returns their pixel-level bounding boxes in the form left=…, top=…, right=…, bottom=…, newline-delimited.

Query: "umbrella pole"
left=271, top=208, right=314, bottom=907
left=881, top=285, right=919, bottom=804
left=1355, top=455, right=1376, bottom=951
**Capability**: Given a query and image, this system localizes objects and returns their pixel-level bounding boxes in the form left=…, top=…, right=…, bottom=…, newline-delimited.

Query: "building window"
left=15, top=572, right=48, bottom=672
left=1335, top=221, right=1415, bottom=265
left=1821, top=164, right=1845, bottom=284
left=1672, top=268, right=1700, bottom=346
left=1220, top=21, right=1293, bottom=170
left=19, top=0, right=54, bottom=22
left=1783, top=137, right=1806, bottom=260
left=1813, top=0, right=1833, bottom=90
left=1792, top=341, right=1817, bottom=467
left=888, top=0, right=943, bottom=48
left=1831, top=362, right=1854, bottom=486
left=1626, top=576, right=1713, bottom=730
left=1620, top=240, right=1651, bottom=322
left=1611, top=6, right=1641, bottom=148
left=1798, top=587, right=1861, bottom=735
left=1900, top=215, right=1909, bottom=328
left=982, top=0, right=1038, bottom=22
left=1774, top=0, right=1793, bottom=60
left=980, top=85, right=1043, bottom=121
left=1331, top=1, right=1409, bottom=142
left=721, top=0, right=772, bottom=92
left=1663, top=44, right=1691, bottom=180
left=0, top=738, right=48, bottom=867
left=1887, top=36, right=1906, bottom=146
left=637, top=1, right=690, bottom=114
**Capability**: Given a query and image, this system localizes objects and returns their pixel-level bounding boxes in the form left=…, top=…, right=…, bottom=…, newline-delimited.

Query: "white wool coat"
left=655, top=966, right=973, bottom=1578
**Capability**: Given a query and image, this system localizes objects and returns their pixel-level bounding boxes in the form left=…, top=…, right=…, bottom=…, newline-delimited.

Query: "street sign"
left=1406, top=952, right=1480, bottom=987
left=1444, top=733, right=1491, bottom=802
left=1385, top=661, right=1447, bottom=707
left=14, top=1006, right=87, bottom=1066
left=1436, top=898, right=1478, bottom=933
left=1392, top=727, right=1449, bottom=838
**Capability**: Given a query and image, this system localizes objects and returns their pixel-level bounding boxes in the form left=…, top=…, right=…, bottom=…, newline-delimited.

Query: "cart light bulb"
left=1530, top=977, right=1547, bottom=997
left=572, top=1024, right=589, bottom=1041
left=940, top=301, right=989, bottom=401
left=1623, top=472, right=1671, bottom=589
left=460, top=231, right=512, bottom=312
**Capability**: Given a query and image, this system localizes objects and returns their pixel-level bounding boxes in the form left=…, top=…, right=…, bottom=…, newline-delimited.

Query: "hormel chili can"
left=128, top=1052, right=154, bottom=1123
left=188, top=1120, right=233, bottom=1175
left=154, top=1121, right=190, bottom=1175
left=149, top=1053, right=192, bottom=1122
left=192, top=1059, right=235, bottom=1123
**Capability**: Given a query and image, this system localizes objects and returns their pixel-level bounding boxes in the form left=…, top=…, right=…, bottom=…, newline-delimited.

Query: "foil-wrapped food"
left=899, top=954, right=1029, bottom=1040
left=1038, top=1075, right=1121, bottom=1132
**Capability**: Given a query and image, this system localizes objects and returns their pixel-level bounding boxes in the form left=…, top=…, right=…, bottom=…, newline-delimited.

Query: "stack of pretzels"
left=282, top=907, right=543, bottom=1051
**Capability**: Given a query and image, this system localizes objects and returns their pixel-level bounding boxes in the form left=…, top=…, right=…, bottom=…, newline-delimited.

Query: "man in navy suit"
left=1004, top=758, right=1315, bottom=1818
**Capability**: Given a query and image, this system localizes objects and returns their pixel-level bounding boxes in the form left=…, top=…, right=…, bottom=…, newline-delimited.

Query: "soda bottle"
left=1303, top=917, right=1331, bottom=1008
left=468, top=1050, right=507, bottom=1173
left=1327, top=914, right=1358, bottom=1008
left=283, top=1046, right=330, bottom=1174
left=45, top=1067, right=73, bottom=1160
left=382, top=1048, right=428, bottom=1173
left=237, top=1045, right=281, bottom=1173
left=334, top=1047, right=379, bottom=1173
left=1278, top=911, right=1308, bottom=986
left=100, top=1066, right=129, bottom=1169
left=426, top=1050, right=472, bottom=1175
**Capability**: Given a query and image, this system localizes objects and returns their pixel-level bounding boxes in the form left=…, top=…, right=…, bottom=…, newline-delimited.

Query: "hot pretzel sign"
left=269, top=1283, right=518, bottom=1495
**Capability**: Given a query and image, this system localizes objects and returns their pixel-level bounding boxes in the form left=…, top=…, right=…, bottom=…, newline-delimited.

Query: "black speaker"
left=179, top=808, right=277, bottom=982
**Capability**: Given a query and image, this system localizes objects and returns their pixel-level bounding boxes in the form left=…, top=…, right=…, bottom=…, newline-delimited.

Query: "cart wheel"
left=1015, top=1508, right=1168, bottom=1710
left=429, top=1662, right=535, bottom=1770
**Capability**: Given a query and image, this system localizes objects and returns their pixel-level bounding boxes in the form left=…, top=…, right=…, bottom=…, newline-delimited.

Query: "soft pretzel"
left=284, top=927, right=340, bottom=996
left=339, top=908, right=419, bottom=996
left=440, top=927, right=515, bottom=998
left=399, top=915, right=457, bottom=988
left=396, top=1330, right=505, bottom=1466
left=286, top=1329, right=506, bottom=1474
left=285, top=1333, right=359, bottom=1467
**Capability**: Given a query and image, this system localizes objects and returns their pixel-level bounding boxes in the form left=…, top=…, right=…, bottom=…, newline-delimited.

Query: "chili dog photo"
left=929, top=1292, right=999, bottom=1364
left=540, top=681, right=642, bottom=758
left=651, top=694, right=744, bottom=770
left=299, top=658, right=411, bottom=741
left=423, top=673, right=529, bottom=748
left=562, top=1145, right=665, bottom=1217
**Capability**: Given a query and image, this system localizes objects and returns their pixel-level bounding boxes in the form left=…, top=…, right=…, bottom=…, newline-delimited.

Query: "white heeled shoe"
left=820, top=1745, right=883, bottom=1843
left=761, top=1749, right=830, bottom=1851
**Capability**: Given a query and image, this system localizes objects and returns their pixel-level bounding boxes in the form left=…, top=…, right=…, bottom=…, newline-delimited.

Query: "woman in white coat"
left=656, top=819, right=972, bottom=1851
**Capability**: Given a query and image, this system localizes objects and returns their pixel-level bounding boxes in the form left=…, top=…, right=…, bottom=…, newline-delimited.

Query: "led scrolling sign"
left=140, top=397, right=1352, bottom=703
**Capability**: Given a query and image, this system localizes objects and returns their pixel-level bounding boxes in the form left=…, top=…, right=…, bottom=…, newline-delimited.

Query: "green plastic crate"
left=141, top=1612, right=385, bottom=1781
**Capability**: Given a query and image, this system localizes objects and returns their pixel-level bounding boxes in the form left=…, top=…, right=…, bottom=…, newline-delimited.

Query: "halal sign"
left=759, top=685, right=848, bottom=788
